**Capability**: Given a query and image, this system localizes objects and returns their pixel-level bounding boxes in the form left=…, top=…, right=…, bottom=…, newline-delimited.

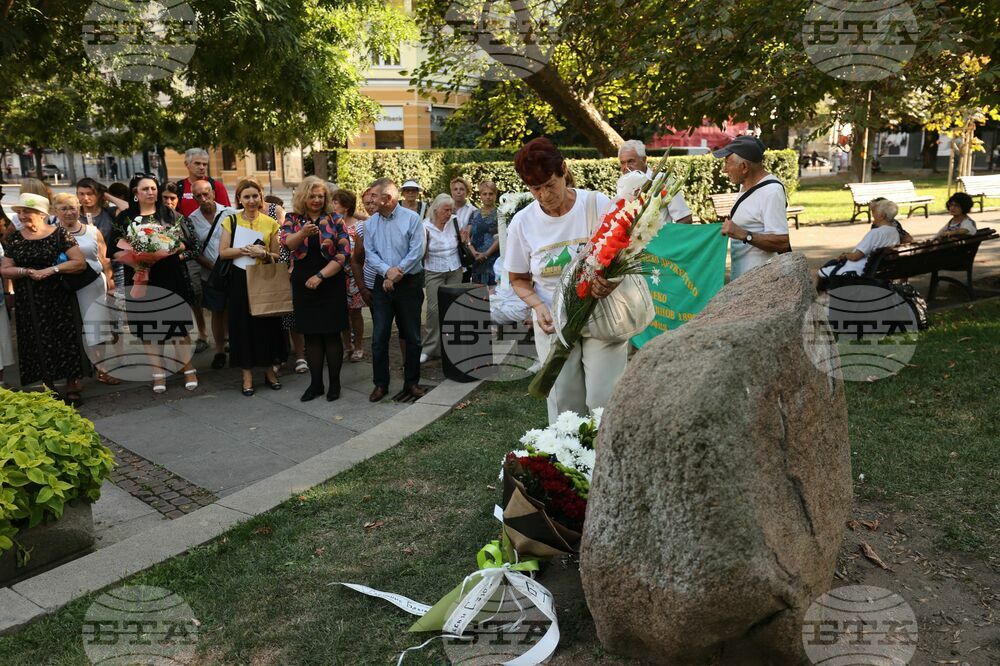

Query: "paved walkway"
left=76, top=341, right=445, bottom=545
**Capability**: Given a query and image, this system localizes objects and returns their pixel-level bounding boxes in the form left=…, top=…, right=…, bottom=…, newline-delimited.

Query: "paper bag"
left=246, top=262, right=292, bottom=317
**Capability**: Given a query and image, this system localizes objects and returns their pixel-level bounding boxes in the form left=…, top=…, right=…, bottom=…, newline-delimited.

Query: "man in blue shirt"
left=363, top=178, right=426, bottom=401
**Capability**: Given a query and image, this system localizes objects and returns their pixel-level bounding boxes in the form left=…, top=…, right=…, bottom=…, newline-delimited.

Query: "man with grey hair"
left=618, top=139, right=694, bottom=224
left=176, top=147, right=231, bottom=216
left=712, top=135, right=790, bottom=279
left=363, top=177, right=426, bottom=402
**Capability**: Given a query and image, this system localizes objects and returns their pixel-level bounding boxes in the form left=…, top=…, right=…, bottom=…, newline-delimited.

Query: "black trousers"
left=371, top=272, right=424, bottom=388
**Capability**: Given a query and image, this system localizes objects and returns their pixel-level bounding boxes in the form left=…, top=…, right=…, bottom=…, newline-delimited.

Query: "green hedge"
left=331, top=147, right=601, bottom=194
left=444, top=150, right=799, bottom=221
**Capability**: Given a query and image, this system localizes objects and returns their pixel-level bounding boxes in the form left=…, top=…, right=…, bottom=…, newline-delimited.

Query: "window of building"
left=375, top=131, right=405, bottom=149
left=222, top=146, right=237, bottom=171
left=254, top=148, right=276, bottom=172
left=373, top=46, right=402, bottom=68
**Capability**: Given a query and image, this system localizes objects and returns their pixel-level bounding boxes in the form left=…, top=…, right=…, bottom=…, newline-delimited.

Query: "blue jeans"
left=371, top=272, right=424, bottom=388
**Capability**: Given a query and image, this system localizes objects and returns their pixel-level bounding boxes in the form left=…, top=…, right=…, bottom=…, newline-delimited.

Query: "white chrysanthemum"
left=520, top=429, right=544, bottom=446
left=554, top=411, right=587, bottom=436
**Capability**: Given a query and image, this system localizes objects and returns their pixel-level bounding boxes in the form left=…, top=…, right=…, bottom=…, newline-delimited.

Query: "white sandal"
left=294, top=358, right=308, bottom=374
left=184, top=369, right=199, bottom=391
left=152, top=373, right=167, bottom=394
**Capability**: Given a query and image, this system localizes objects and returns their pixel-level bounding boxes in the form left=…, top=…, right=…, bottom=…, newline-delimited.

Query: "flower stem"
left=529, top=336, right=576, bottom=399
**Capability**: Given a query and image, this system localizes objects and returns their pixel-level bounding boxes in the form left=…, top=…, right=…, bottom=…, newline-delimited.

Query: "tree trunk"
left=521, top=63, right=623, bottom=156
left=31, top=144, right=43, bottom=179
left=921, top=130, right=939, bottom=171
left=847, top=125, right=878, bottom=182
left=760, top=125, right=790, bottom=150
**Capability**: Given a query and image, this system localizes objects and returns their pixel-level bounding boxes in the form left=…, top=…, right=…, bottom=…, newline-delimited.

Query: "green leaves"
left=0, top=388, right=116, bottom=557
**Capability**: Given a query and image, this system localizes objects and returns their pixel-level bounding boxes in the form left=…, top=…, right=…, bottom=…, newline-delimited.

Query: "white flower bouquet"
left=500, top=410, right=602, bottom=559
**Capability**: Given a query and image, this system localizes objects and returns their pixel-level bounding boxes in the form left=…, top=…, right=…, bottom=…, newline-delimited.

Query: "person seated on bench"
left=819, top=198, right=901, bottom=279
left=936, top=192, right=977, bottom=239
left=869, top=197, right=913, bottom=243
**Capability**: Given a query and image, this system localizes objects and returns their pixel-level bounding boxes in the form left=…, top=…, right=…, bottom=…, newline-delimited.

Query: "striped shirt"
left=355, top=221, right=377, bottom=289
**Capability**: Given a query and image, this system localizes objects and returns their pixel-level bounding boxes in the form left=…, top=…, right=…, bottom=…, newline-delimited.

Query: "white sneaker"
left=419, top=353, right=430, bottom=364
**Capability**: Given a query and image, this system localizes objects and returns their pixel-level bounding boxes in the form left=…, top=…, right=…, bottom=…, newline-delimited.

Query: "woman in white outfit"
left=52, top=193, right=116, bottom=382
left=420, top=194, right=465, bottom=362
left=506, top=137, right=628, bottom=424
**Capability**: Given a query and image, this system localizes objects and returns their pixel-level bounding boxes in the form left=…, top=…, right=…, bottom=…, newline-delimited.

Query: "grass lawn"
left=0, top=300, right=997, bottom=665
left=791, top=171, right=1000, bottom=225
left=846, top=298, right=1000, bottom=555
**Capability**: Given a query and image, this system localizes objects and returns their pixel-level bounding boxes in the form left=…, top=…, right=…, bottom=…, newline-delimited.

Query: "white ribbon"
left=334, top=564, right=560, bottom=666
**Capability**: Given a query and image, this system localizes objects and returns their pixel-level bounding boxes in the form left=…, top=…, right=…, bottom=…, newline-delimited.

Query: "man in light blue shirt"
left=363, top=178, right=425, bottom=401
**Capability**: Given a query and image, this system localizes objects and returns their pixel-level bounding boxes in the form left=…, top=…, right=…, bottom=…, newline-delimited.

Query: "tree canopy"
left=410, top=0, right=999, bottom=155
left=0, top=0, right=415, bottom=157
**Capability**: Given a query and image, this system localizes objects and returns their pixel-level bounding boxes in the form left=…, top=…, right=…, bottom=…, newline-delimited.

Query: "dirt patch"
left=544, top=500, right=1000, bottom=665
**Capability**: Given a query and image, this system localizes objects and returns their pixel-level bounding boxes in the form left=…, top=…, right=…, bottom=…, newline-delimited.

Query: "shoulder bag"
left=452, top=218, right=477, bottom=268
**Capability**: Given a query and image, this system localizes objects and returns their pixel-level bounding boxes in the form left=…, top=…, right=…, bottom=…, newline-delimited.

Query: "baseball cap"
left=400, top=180, right=422, bottom=191
left=712, top=136, right=766, bottom=163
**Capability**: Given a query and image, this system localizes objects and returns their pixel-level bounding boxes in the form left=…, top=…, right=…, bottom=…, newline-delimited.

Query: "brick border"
left=103, top=437, right=217, bottom=518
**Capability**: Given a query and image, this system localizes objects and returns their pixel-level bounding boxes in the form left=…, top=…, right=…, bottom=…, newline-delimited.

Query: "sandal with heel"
left=184, top=369, right=199, bottom=391
left=152, top=373, right=167, bottom=394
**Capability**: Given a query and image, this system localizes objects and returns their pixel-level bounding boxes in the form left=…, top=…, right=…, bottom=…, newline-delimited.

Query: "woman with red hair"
left=505, top=137, right=628, bottom=424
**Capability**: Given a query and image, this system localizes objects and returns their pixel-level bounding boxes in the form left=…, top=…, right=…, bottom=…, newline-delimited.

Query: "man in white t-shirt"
left=506, top=138, right=625, bottom=424
left=618, top=139, right=693, bottom=224
left=712, top=136, right=791, bottom=279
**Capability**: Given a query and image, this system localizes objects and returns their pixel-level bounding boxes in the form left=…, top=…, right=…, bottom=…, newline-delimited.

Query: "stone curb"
left=0, top=379, right=482, bottom=635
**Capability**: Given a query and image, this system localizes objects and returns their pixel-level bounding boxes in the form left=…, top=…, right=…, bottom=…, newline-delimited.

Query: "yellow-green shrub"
left=0, top=389, right=115, bottom=554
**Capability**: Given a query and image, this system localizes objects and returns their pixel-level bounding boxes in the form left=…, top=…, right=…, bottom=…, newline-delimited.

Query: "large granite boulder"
left=580, top=253, right=851, bottom=664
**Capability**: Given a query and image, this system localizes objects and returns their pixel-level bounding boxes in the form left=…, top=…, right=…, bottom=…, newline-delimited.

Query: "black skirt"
left=291, top=243, right=348, bottom=335
left=227, top=266, right=288, bottom=369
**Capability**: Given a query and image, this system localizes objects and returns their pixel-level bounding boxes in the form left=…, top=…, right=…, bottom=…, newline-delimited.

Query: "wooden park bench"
left=845, top=180, right=934, bottom=224
left=708, top=192, right=806, bottom=230
left=861, top=228, right=999, bottom=300
left=958, top=174, right=1000, bottom=213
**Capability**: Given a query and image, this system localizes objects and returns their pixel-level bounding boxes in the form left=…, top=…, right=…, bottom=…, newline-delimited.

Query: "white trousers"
left=533, top=319, right=629, bottom=424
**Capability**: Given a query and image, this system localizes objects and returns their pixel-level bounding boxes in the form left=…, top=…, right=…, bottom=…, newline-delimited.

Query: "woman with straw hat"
left=0, top=193, right=90, bottom=404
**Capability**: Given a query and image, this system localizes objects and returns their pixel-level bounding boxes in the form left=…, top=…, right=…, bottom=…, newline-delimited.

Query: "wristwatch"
left=53, top=266, right=61, bottom=274
left=743, top=232, right=754, bottom=245
left=314, top=271, right=325, bottom=281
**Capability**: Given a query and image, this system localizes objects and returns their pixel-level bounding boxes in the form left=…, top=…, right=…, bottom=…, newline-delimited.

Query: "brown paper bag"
left=246, top=262, right=292, bottom=317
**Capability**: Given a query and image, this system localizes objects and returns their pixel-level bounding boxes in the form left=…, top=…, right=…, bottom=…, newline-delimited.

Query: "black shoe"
left=300, top=385, right=324, bottom=402
left=242, top=386, right=255, bottom=397
left=264, top=377, right=282, bottom=391
left=326, top=386, right=341, bottom=402
left=211, top=353, right=227, bottom=369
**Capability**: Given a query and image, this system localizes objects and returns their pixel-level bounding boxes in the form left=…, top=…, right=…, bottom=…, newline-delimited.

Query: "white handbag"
left=551, top=191, right=654, bottom=343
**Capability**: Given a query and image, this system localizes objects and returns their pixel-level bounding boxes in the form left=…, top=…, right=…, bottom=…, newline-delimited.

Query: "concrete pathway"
left=89, top=361, right=413, bottom=497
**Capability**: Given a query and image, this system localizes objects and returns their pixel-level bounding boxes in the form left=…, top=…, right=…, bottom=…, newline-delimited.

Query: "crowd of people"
left=0, top=148, right=507, bottom=405
left=0, top=139, right=975, bottom=420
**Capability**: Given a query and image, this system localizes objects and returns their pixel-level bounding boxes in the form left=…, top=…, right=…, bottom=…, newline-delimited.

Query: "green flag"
left=631, top=223, right=729, bottom=349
